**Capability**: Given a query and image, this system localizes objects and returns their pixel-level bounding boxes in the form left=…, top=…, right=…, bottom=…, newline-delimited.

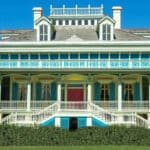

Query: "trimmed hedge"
left=0, top=125, right=150, bottom=146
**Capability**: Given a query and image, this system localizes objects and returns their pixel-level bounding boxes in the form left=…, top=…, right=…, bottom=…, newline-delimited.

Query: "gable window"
left=102, top=24, right=111, bottom=40
left=39, top=24, right=48, bottom=41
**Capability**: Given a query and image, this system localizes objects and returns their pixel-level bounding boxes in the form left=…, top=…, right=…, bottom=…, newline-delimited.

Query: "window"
left=59, top=20, right=63, bottom=25
left=65, top=20, right=69, bottom=25
left=78, top=20, right=82, bottom=25
left=42, top=84, right=51, bottom=100
left=18, top=84, right=27, bottom=100
left=72, top=20, right=75, bottom=25
left=39, top=24, right=48, bottom=41
left=102, top=24, right=111, bottom=40
left=125, top=84, right=133, bottom=101
left=91, top=20, right=94, bottom=25
left=100, top=84, right=109, bottom=101
left=85, top=20, right=88, bottom=25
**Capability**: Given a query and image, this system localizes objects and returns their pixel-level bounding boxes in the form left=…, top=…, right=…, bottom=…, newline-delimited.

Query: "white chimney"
left=32, top=7, right=43, bottom=29
left=112, top=6, right=122, bottom=29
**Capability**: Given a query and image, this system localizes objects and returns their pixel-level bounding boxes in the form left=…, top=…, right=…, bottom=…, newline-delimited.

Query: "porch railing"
left=0, top=101, right=55, bottom=110
left=1, top=101, right=149, bottom=128
left=0, top=59, right=150, bottom=69
left=0, top=100, right=149, bottom=112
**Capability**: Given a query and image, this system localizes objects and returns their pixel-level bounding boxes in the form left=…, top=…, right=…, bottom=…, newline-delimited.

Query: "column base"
left=55, top=116, right=60, bottom=127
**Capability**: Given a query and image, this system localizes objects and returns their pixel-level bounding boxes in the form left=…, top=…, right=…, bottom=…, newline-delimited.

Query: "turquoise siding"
left=134, top=82, right=140, bottom=100
left=92, top=117, right=107, bottom=128
left=41, top=117, right=55, bottom=127
left=51, top=82, right=57, bottom=101
left=60, top=117, right=69, bottom=129
left=78, top=117, right=87, bottom=128
left=36, top=82, right=41, bottom=101
left=109, top=82, right=115, bottom=101
left=94, top=82, right=100, bottom=101
left=12, top=83, right=18, bottom=101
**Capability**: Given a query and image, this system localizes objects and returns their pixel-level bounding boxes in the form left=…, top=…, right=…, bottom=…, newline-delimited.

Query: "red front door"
left=67, top=89, right=84, bottom=101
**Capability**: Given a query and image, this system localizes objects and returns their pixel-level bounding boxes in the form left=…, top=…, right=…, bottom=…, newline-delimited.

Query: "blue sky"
left=0, top=0, right=150, bottom=30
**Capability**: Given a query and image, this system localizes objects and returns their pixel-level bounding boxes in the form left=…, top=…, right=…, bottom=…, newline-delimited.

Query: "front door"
left=67, top=88, right=84, bottom=101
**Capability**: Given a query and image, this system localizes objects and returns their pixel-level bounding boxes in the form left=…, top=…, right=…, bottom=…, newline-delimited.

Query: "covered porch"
left=0, top=73, right=150, bottom=112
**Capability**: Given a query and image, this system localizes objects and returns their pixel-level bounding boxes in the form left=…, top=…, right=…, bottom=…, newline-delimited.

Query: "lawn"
left=0, top=146, right=150, bottom=150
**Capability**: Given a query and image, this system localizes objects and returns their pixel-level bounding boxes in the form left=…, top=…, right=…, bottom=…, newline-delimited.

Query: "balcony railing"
left=0, top=101, right=55, bottom=110
left=0, top=59, right=150, bottom=69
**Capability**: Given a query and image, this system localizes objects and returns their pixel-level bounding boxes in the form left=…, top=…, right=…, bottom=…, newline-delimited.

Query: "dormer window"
left=102, top=24, right=111, bottom=40
left=39, top=24, right=48, bottom=41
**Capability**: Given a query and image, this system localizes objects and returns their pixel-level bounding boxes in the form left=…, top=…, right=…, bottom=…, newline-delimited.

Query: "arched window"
left=39, top=24, right=48, bottom=41
left=102, top=24, right=111, bottom=40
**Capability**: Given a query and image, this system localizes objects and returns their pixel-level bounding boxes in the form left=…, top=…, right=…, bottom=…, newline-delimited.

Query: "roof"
left=0, top=30, right=36, bottom=41
left=0, top=28, right=150, bottom=42
left=54, top=26, right=98, bottom=41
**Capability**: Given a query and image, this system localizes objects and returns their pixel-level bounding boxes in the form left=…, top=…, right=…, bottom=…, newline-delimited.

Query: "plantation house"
left=0, top=4, right=150, bottom=129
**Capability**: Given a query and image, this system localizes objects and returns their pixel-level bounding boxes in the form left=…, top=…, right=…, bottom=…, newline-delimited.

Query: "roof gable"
left=98, top=16, right=115, bottom=24
left=35, top=16, right=52, bottom=25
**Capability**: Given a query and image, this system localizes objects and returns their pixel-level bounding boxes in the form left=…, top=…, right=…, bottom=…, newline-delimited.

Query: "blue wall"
left=41, top=117, right=55, bottom=127
left=92, top=117, right=107, bottom=128
left=60, top=117, right=70, bottom=129
left=78, top=117, right=87, bottom=128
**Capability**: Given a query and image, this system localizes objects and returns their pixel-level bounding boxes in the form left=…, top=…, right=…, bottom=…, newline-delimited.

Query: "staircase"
left=1, top=102, right=149, bottom=128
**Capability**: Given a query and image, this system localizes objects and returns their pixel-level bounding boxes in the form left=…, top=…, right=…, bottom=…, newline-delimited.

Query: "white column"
left=87, top=82, right=92, bottom=103
left=55, top=116, right=60, bottom=127
left=149, top=76, right=150, bottom=112
left=87, top=117, right=92, bottom=127
left=27, top=75, right=31, bottom=111
left=118, top=76, right=122, bottom=111
left=57, top=82, right=61, bottom=102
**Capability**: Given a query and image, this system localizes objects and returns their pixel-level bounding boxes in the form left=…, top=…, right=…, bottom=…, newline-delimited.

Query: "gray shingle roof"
left=54, top=26, right=98, bottom=41
left=0, top=30, right=36, bottom=41
left=114, top=29, right=150, bottom=41
left=0, top=28, right=150, bottom=42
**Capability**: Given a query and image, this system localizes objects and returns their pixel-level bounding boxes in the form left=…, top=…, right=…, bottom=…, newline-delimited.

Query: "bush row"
left=0, top=125, right=150, bottom=146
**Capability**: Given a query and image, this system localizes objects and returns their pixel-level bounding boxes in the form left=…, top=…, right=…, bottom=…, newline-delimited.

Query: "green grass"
left=0, top=146, right=150, bottom=150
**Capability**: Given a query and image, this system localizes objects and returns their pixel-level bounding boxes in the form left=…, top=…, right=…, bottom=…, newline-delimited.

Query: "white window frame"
left=36, top=20, right=51, bottom=41
left=99, top=20, right=114, bottom=41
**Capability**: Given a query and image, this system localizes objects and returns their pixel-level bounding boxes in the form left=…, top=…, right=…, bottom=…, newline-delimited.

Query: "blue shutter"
left=60, top=117, right=69, bottom=129
left=122, top=83, right=124, bottom=100
left=36, top=82, right=41, bottom=101
left=94, top=82, right=100, bottom=101
left=51, top=82, right=57, bottom=101
left=134, top=82, right=140, bottom=100
left=109, top=82, right=115, bottom=101
left=12, top=83, right=18, bottom=101
left=78, top=117, right=87, bottom=128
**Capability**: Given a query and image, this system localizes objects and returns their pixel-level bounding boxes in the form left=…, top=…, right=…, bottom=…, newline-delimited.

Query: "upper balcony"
left=49, top=5, right=104, bottom=17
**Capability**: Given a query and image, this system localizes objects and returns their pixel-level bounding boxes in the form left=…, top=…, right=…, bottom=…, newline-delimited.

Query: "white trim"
left=87, top=117, right=92, bottom=127
left=55, top=116, right=60, bottom=127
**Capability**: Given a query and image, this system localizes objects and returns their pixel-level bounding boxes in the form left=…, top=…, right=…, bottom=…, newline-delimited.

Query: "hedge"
left=0, top=125, right=150, bottom=146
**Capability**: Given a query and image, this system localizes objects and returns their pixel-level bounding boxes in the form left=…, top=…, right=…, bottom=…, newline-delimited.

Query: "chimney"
left=32, top=7, right=43, bottom=29
left=112, top=6, right=122, bottom=29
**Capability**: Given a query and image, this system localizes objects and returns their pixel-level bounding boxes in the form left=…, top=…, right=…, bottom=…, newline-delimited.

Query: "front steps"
left=1, top=102, right=149, bottom=129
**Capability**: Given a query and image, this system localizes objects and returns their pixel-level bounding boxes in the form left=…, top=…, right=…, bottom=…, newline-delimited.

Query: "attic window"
left=102, top=24, right=111, bottom=40
left=39, top=24, right=48, bottom=41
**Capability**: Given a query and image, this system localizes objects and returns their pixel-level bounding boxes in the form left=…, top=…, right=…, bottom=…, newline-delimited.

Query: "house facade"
left=0, top=4, right=150, bottom=129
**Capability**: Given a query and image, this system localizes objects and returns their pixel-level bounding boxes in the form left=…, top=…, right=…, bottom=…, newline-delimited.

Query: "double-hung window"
left=39, top=24, right=48, bottom=41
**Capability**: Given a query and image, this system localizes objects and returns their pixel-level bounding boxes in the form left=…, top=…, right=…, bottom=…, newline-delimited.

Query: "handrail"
left=1, top=101, right=149, bottom=128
